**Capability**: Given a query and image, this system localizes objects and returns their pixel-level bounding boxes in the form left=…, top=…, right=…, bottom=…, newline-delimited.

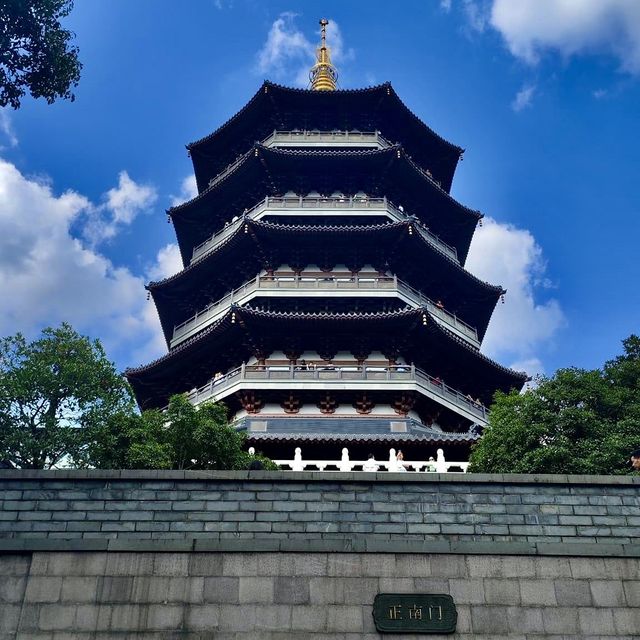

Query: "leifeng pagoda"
left=126, top=20, right=527, bottom=468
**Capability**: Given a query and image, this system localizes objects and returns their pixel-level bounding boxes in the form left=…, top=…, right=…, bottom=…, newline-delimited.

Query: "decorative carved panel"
left=281, top=392, right=301, bottom=414
left=317, top=392, right=338, bottom=414
left=237, top=391, right=263, bottom=414
left=392, top=392, right=416, bottom=416
left=353, top=392, right=375, bottom=415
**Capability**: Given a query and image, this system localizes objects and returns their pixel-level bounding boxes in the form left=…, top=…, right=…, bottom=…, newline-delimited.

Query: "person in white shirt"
left=362, top=453, right=379, bottom=472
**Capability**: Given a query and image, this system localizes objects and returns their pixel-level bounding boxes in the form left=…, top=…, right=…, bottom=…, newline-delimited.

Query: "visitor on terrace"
left=363, top=454, right=379, bottom=472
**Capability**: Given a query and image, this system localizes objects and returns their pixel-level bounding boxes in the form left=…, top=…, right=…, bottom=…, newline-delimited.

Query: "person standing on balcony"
left=363, top=454, right=379, bottom=472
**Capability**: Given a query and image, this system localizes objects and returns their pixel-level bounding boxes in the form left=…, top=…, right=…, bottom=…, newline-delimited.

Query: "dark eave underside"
left=170, top=145, right=480, bottom=265
left=188, top=81, right=462, bottom=194
left=148, top=219, right=502, bottom=344
left=125, top=307, right=526, bottom=410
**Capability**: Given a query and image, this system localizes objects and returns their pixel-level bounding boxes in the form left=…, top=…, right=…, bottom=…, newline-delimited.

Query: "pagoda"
left=126, top=20, right=527, bottom=467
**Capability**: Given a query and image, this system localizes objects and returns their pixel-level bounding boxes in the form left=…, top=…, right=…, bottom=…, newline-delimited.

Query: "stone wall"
left=1, top=471, right=639, bottom=639
left=0, top=470, right=639, bottom=547
left=2, top=551, right=639, bottom=638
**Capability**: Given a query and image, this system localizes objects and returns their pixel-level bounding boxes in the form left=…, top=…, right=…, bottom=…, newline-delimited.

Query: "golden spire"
left=309, top=18, right=338, bottom=91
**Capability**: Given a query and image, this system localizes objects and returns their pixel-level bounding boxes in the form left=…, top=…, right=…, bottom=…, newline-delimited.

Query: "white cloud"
left=256, top=12, right=314, bottom=85
left=0, top=159, right=170, bottom=368
left=511, top=83, right=535, bottom=111
left=466, top=217, right=566, bottom=376
left=106, top=171, right=156, bottom=226
left=463, top=0, right=490, bottom=33
left=256, top=14, right=353, bottom=87
left=0, top=108, right=18, bottom=149
left=82, top=171, right=157, bottom=245
left=170, top=175, right=198, bottom=207
left=490, top=0, right=640, bottom=74
left=147, top=243, right=183, bottom=282
left=324, top=19, right=355, bottom=65
left=593, top=88, right=608, bottom=99
left=440, top=0, right=452, bottom=12
left=509, top=357, right=544, bottom=378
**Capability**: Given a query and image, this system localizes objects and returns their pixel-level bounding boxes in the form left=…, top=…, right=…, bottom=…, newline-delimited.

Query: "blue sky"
left=1, top=0, right=639, bottom=379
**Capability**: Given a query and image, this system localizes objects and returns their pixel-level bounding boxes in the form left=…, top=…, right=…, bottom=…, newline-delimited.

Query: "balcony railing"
left=268, top=447, right=468, bottom=473
left=206, top=131, right=389, bottom=191
left=186, top=363, right=489, bottom=423
left=261, top=130, right=393, bottom=149
left=190, top=195, right=458, bottom=264
left=171, top=274, right=479, bottom=348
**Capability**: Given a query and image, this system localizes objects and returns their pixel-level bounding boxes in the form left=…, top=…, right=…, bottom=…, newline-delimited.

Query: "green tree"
left=0, top=324, right=135, bottom=468
left=0, top=0, right=82, bottom=109
left=85, top=394, right=276, bottom=471
left=468, top=335, right=640, bottom=475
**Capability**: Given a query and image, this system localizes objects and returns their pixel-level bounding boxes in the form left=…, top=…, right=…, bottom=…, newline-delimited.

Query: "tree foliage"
left=84, top=393, right=277, bottom=471
left=0, top=325, right=275, bottom=470
left=0, top=324, right=134, bottom=468
left=468, top=335, right=640, bottom=475
left=0, top=0, right=82, bottom=109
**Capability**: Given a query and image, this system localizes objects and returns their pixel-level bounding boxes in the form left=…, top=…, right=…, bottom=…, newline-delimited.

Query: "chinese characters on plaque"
left=373, top=594, right=456, bottom=634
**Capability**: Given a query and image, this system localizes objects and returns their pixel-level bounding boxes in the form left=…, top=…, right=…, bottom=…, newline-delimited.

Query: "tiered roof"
left=127, top=306, right=526, bottom=410
left=170, top=145, right=480, bottom=265
left=127, top=34, right=527, bottom=435
left=148, top=219, right=502, bottom=344
left=187, top=81, right=462, bottom=193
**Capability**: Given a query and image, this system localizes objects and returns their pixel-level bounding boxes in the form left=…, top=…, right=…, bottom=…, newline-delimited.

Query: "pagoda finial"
left=310, top=18, right=338, bottom=91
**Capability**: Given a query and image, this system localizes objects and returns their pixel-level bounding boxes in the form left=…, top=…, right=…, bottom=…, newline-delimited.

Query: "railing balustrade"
left=186, top=363, right=488, bottom=421
left=206, top=131, right=390, bottom=191
left=171, top=274, right=478, bottom=347
left=261, top=130, right=392, bottom=149
left=267, top=447, right=468, bottom=473
left=191, top=195, right=458, bottom=264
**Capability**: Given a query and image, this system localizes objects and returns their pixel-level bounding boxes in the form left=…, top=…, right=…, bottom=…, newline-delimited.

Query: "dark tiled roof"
left=238, top=416, right=478, bottom=443
left=169, top=144, right=478, bottom=264
left=186, top=81, right=462, bottom=193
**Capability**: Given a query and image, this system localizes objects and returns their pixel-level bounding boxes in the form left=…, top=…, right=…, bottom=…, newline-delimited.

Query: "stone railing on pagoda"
left=186, top=363, right=489, bottom=425
left=262, top=130, right=393, bottom=149
left=170, top=274, right=479, bottom=348
left=190, top=195, right=459, bottom=264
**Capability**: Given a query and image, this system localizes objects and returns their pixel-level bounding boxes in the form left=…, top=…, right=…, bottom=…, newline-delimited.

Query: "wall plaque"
left=372, top=593, right=457, bottom=634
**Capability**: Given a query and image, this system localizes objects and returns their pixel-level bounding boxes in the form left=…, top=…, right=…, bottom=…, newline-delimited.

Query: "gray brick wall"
left=2, top=473, right=640, bottom=638
left=0, top=471, right=638, bottom=548
left=2, top=551, right=640, bottom=638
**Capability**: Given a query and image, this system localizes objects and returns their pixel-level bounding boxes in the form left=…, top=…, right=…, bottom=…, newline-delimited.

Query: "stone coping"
left=0, top=469, right=638, bottom=485
left=0, top=537, right=639, bottom=558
